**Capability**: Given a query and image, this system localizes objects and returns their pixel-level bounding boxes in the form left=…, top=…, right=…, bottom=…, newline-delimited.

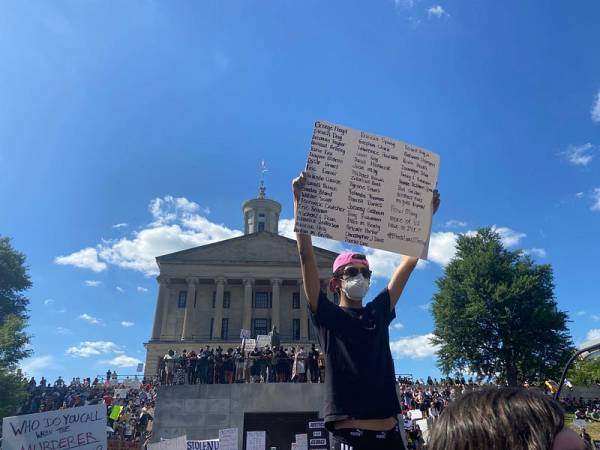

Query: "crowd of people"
left=10, top=369, right=599, bottom=450
left=158, top=344, right=325, bottom=385
left=15, top=373, right=158, bottom=445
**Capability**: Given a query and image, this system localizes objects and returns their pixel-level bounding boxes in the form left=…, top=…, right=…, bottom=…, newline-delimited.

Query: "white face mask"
left=341, top=273, right=370, bottom=300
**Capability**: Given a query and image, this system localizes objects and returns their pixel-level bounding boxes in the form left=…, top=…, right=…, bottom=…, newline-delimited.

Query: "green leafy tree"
left=431, top=228, right=574, bottom=386
left=567, top=357, right=600, bottom=385
left=0, top=236, right=32, bottom=419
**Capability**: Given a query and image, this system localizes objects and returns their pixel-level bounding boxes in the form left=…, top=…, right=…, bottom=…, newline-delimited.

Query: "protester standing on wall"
left=293, top=171, right=440, bottom=450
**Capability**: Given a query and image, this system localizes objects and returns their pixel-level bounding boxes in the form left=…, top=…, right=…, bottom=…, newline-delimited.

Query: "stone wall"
left=152, top=383, right=326, bottom=445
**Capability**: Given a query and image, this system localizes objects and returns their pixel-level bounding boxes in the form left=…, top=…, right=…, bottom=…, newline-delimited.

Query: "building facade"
left=143, top=188, right=338, bottom=378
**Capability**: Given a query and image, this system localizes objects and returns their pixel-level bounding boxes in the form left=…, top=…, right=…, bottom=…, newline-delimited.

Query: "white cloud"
left=419, top=302, right=432, bottom=311
left=78, top=313, right=100, bottom=325
left=492, top=226, right=526, bottom=248
left=97, top=196, right=242, bottom=276
left=428, top=231, right=460, bottom=266
left=575, top=311, right=587, bottom=317
left=445, top=220, right=467, bottom=228
left=592, top=90, right=600, bottom=123
left=591, top=188, right=600, bottom=212
left=20, top=355, right=62, bottom=376
left=576, top=192, right=584, bottom=199
left=391, top=322, right=405, bottom=330
left=54, top=247, right=107, bottom=272
left=112, top=223, right=128, bottom=229
left=562, top=143, right=594, bottom=166
left=56, top=327, right=72, bottom=335
left=390, top=333, right=440, bottom=359
left=63, top=196, right=242, bottom=277
left=427, top=5, right=446, bottom=18
left=84, top=280, right=102, bottom=287
left=66, top=341, right=120, bottom=358
left=581, top=329, right=600, bottom=348
left=44, top=299, right=54, bottom=306
left=591, top=315, right=600, bottom=321
left=121, top=321, right=134, bottom=327
left=116, top=286, right=124, bottom=293
left=137, top=286, right=149, bottom=293
left=102, top=355, right=142, bottom=368
left=523, top=248, right=547, bottom=258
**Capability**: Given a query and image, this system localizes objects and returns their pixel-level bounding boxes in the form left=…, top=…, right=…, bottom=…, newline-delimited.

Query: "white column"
left=151, top=276, right=167, bottom=340
left=159, top=277, right=172, bottom=339
left=299, top=280, right=308, bottom=341
left=271, top=278, right=282, bottom=332
left=212, top=277, right=226, bottom=340
left=242, top=278, right=254, bottom=332
left=181, top=277, right=198, bottom=340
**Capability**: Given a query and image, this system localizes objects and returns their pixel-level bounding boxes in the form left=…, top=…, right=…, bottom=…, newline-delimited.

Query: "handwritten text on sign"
left=2, top=404, right=107, bottom=450
left=295, top=121, right=440, bottom=258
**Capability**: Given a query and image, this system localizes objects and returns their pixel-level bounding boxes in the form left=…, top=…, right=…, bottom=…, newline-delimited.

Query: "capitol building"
left=143, top=184, right=338, bottom=377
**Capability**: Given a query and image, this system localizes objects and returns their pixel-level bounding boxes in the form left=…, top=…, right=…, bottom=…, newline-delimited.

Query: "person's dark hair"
left=429, top=387, right=564, bottom=450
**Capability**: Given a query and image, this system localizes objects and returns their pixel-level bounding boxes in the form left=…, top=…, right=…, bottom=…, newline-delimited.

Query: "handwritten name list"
left=294, top=121, right=440, bottom=259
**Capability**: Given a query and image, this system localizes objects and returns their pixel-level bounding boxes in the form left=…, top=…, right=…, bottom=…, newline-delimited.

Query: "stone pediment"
left=156, top=231, right=338, bottom=267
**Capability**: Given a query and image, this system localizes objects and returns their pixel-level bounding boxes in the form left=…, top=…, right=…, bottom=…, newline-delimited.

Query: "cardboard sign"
left=2, top=404, right=107, bottom=450
left=187, top=440, right=219, bottom=450
left=294, top=434, right=307, bottom=450
left=295, top=121, right=440, bottom=259
left=256, top=335, right=271, bottom=349
left=407, top=410, right=423, bottom=420
left=218, top=428, right=237, bottom=450
left=136, top=363, right=144, bottom=372
left=114, top=389, right=129, bottom=399
left=240, top=329, right=251, bottom=339
left=245, top=431, right=265, bottom=450
left=243, top=339, right=256, bottom=352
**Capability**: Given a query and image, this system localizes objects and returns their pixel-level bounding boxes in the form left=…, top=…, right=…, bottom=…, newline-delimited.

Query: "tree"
left=431, top=228, right=574, bottom=387
left=0, top=236, right=32, bottom=419
left=567, top=357, right=600, bottom=385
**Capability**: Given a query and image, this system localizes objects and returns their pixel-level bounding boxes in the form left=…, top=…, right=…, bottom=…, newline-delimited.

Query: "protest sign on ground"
left=2, top=404, right=107, bottom=450
left=245, top=431, right=265, bottom=450
left=218, top=428, right=237, bottom=450
left=187, top=440, right=219, bottom=450
left=295, top=121, right=440, bottom=259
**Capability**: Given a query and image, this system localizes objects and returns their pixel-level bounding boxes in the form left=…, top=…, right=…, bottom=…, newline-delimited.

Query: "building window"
left=252, top=318, right=270, bottom=338
left=221, top=318, right=229, bottom=340
left=258, top=222, right=265, bottom=232
left=292, top=292, right=300, bottom=309
left=223, top=291, right=231, bottom=308
left=209, top=318, right=214, bottom=339
left=292, top=319, right=300, bottom=340
left=254, top=292, right=271, bottom=308
left=308, top=318, right=312, bottom=340
left=178, top=291, right=187, bottom=308
left=212, top=292, right=216, bottom=308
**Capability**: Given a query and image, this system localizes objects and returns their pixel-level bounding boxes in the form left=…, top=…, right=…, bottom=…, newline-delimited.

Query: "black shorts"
left=331, top=424, right=406, bottom=450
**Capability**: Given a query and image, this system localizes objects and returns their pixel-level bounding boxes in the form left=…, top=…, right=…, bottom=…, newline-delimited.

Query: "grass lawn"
left=565, top=413, right=600, bottom=442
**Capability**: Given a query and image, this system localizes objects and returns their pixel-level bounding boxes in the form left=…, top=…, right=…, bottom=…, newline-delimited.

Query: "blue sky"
left=1, top=0, right=599, bottom=382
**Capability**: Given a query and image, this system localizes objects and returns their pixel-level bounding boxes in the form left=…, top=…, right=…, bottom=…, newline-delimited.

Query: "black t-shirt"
left=309, top=288, right=400, bottom=431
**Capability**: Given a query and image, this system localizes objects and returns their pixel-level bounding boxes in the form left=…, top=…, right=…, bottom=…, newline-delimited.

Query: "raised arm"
left=293, top=172, right=321, bottom=313
left=388, top=190, right=441, bottom=310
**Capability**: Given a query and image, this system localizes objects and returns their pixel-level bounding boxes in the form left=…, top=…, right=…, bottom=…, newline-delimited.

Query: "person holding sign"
left=293, top=171, right=440, bottom=450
